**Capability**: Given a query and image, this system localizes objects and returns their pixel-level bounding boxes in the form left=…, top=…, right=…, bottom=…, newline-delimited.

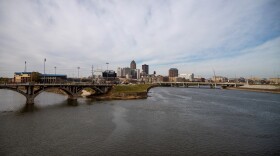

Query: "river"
left=0, top=87, right=279, bottom=155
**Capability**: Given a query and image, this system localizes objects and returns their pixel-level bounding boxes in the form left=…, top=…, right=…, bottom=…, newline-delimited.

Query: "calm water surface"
left=0, top=87, right=280, bottom=156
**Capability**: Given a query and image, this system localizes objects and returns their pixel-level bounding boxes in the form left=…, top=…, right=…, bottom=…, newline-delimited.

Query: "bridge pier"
left=26, top=95, right=35, bottom=105
left=67, top=95, right=78, bottom=105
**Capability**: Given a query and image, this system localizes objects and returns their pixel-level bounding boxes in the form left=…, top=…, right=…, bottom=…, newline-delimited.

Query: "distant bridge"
left=152, top=82, right=244, bottom=88
left=0, top=83, right=113, bottom=105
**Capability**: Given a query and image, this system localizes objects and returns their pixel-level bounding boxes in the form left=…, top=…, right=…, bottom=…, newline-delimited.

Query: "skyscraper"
left=130, top=60, right=136, bottom=69
left=142, top=64, right=149, bottom=75
left=169, top=68, right=178, bottom=77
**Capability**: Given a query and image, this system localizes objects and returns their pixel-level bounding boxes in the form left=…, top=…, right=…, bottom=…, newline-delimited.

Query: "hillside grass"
left=111, top=84, right=152, bottom=93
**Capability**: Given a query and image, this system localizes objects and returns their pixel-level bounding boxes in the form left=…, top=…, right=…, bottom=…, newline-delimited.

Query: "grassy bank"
left=111, top=84, right=152, bottom=93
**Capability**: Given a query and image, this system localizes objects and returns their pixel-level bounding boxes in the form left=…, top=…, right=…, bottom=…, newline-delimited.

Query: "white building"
left=137, top=69, right=141, bottom=79
left=117, top=67, right=123, bottom=77
left=179, top=73, right=194, bottom=81
left=188, top=73, right=194, bottom=81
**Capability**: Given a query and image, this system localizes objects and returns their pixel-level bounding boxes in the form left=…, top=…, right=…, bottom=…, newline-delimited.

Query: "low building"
left=175, top=77, right=184, bottom=82
left=40, top=74, right=67, bottom=83
left=14, top=72, right=67, bottom=83
left=212, top=76, right=228, bottom=82
left=179, top=73, right=194, bottom=81
left=102, top=70, right=117, bottom=80
left=14, top=72, right=32, bottom=83
left=0, top=77, right=13, bottom=83
left=155, top=75, right=164, bottom=82
left=269, top=77, right=280, bottom=84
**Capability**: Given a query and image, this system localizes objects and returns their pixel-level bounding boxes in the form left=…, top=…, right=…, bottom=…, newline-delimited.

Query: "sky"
left=0, top=0, right=279, bottom=78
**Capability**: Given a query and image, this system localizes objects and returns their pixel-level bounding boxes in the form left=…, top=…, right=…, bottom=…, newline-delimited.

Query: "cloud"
left=0, top=0, right=279, bottom=78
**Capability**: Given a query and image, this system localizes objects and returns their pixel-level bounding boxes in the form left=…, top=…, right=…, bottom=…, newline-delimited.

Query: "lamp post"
left=54, top=66, right=57, bottom=83
left=44, top=58, right=46, bottom=84
left=24, top=61, right=27, bottom=72
left=106, top=62, right=109, bottom=82
left=77, top=67, right=80, bottom=82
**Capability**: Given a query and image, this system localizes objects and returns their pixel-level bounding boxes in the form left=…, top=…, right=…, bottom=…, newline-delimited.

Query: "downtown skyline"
left=0, top=0, right=280, bottom=78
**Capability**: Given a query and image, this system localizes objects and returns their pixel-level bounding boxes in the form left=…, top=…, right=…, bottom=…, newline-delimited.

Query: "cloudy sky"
left=0, top=0, right=279, bottom=78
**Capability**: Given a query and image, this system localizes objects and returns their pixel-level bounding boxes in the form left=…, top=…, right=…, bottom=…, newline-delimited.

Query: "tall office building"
left=130, top=60, right=136, bottom=69
left=142, top=64, right=149, bottom=75
left=117, top=67, right=123, bottom=77
left=169, top=68, right=178, bottom=77
left=123, top=67, right=131, bottom=77
left=131, top=69, right=137, bottom=79
left=137, top=69, right=141, bottom=79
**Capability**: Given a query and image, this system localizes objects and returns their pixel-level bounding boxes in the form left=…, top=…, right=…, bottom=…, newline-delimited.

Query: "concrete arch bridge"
left=0, top=83, right=113, bottom=105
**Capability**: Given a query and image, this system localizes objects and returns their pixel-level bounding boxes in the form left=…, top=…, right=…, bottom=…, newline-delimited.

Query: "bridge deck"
left=0, top=83, right=113, bottom=87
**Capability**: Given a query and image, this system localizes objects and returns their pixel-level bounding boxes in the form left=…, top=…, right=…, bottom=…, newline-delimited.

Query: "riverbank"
left=227, top=85, right=280, bottom=94
left=89, top=84, right=152, bottom=100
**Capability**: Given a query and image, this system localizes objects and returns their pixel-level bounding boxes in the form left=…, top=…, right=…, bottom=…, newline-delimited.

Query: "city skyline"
left=0, top=0, right=279, bottom=78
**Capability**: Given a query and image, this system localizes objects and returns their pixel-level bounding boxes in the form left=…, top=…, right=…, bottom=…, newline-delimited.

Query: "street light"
left=24, top=61, right=27, bottom=72
left=54, top=66, right=57, bottom=83
left=44, top=58, right=46, bottom=84
left=77, top=67, right=80, bottom=82
left=106, top=62, right=109, bottom=81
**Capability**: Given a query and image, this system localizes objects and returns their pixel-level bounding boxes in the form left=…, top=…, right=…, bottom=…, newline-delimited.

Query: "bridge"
left=0, top=83, right=113, bottom=105
left=153, top=82, right=244, bottom=88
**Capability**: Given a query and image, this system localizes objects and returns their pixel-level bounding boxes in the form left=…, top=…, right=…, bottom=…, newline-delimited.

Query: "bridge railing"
left=0, top=82, right=114, bottom=87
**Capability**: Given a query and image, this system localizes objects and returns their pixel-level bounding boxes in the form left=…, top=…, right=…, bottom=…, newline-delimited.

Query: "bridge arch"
left=76, top=86, right=105, bottom=95
left=33, top=86, right=75, bottom=99
left=0, top=87, right=27, bottom=98
left=0, top=84, right=113, bottom=106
